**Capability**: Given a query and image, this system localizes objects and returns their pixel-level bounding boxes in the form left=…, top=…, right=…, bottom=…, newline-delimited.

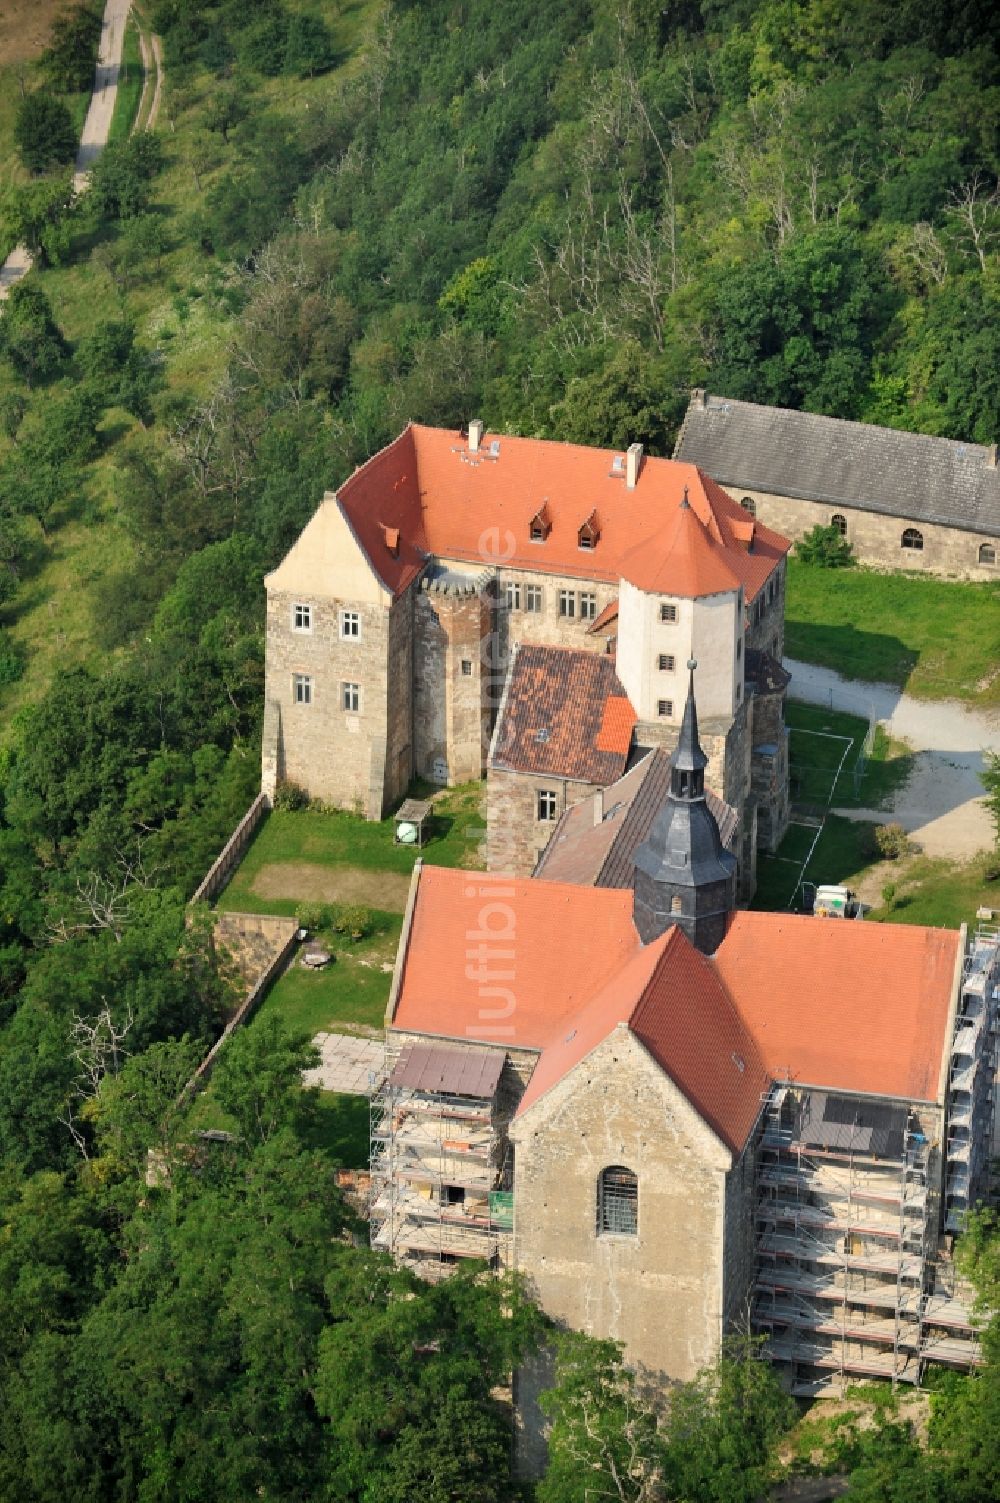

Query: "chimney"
left=691, top=387, right=707, bottom=408
left=593, top=787, right=604, bottom=826
left=468, top=418, right=484, bottom=453
left=987, top=444, right=997, bottom=470
left=626, top=442, right=644, bottom=490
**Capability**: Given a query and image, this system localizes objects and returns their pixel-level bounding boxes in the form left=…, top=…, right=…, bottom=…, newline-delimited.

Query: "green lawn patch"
left=302, top=1090, right=370, bottom=1168
left=754, top=814, right=879, bottom=912
left=216, top=783, right=486, bottom=915
left=186, top=1086, right=370, bottom=1169
left=785, top=561, right=1000, bottom=706
left=254, top=932, right=399, bottom=1036
left=785, top=700, right=914, bottom=810
left=868, top=850, right=1000, bottom=931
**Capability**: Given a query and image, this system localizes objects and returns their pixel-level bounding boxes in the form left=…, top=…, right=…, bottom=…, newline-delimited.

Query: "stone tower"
left=632, top=661, right=738, bottom=953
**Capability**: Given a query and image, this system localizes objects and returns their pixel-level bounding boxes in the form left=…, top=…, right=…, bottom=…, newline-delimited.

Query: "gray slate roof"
left=674, top=393, right=1000, bottom=539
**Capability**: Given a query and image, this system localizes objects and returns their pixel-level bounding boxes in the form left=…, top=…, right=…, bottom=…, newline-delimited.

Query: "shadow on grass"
left=754, top=815, right=879, bottom=913
left=302, top=1090, right=370, bottom=1169
left=784, top=620, right=919, bottom=691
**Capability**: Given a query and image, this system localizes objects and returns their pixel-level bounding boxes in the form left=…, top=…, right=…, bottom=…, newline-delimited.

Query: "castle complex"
left=263, top=421, right=792, bottom=893
left=256, top=423, right=996, bottom=1422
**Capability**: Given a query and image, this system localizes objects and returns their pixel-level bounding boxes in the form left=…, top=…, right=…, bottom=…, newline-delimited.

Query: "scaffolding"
left=755, top=926, right=1000, bottom=1395
left=753, top=1087, right=930, bottom=1396
left=944, top=924, right=999, bottom=1235
left=369, top=1036, right=513, bottom=1280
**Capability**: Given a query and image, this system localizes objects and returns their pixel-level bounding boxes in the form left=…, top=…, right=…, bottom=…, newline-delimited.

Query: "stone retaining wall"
left=190, top=791, right=270, bottom=905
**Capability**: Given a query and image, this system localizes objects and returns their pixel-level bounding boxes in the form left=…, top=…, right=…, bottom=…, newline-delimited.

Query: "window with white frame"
left=537, top=789, right=558, bottom=821
left=342, top=681, right=360, bottom=712
left=461, top=659, right=473, bottom=676
left=505, top=581, right=521, bottom=611
left=658, top=653, right=675, bottom=671
left=597, top=1166, right=638, bottom=1236
left=293, top=673, right=313, bottom=705
left=292, top=603, right=312, bottom=632
left=558, top=590, right=576, bottom=619
left=340, top=610, right=361, bottom=639
left=525, top=585, right=543, bottom=612
left=657, top=699, right=673, bottom=717
left=579, top=593, right=597, bottom=621
left=659, top=602, right=677, bottom=623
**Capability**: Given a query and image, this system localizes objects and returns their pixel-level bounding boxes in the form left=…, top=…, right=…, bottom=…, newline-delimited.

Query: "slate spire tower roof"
left=632, top=661, right=737, bottom=954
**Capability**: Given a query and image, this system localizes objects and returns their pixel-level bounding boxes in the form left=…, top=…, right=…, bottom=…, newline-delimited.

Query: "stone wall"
left=737, top=489, right=1000, bottom=581
left=264, top=586, right=393, bottom=813
left=413, top=579, right=493, bottom=787
left=498, top=563, right=619, bottom=653
left=487, top=766, right=601, bottom=875
left=745, top=557, right=786, bottom=661
left=721, top=1132, right=761, bottom=1329
left=190, top=792, right=270, bottom=905
left=510, top=1027, right=731, bottom=1387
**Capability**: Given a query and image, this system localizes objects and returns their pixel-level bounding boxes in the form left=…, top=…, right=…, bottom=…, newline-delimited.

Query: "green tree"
left=89, top=132, right=165, bottom=220
left=795, top=523, right=856, bottom=567
left=13, top=94, right=77, bottom=174
left=538, top=1332, right=662, bottom=1503
left=212, top=1015, right=319, bottom=1144
left=0, top=281, right=69, bottom=385
left=40, top=3, right=103, bottom=93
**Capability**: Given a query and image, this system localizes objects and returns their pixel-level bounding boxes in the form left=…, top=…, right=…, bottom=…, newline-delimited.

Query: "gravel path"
left=785, top=658, right=1000, bottom=858
left=73, top=0, right=132, bottom=191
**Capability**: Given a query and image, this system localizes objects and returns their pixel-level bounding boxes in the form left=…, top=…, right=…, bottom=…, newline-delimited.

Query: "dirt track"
left=251, top=863, right=412, bottom=911
left=74, top=0, right=132, bottom=190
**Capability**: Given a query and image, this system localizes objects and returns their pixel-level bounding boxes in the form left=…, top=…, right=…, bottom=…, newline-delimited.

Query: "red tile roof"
left=489, top=644, right=636, bottom=784
left=516, top=926, right=769, bottom=1151
left=335, top=424, right=790, bottom=601
left=391, top=867, right=646, bottom=1049
left=587, top=599, right=619, bottom=634
left=391, top=871, right=960, bottom=1154
left=713, top=913, right=960, bottom=1104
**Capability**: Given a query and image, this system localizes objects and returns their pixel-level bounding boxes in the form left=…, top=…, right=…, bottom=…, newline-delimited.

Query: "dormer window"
left=578, top=510, right=600, bottom=551
left=529, top=503, right=551, bottom=543
left=380, top=523, right=400, bottom=559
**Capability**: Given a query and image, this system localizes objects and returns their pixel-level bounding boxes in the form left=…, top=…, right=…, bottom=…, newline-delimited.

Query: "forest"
left=0, top=0, right=998, bottom=1496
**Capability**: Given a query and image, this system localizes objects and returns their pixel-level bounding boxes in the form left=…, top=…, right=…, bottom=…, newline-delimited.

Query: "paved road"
left=1, top=0, right=132, bottom=299
left=785, top=658, right=1000, bottom=858
left=74, top=0, right=132, bottom=191
left=0, top=244, right=33, bottom=302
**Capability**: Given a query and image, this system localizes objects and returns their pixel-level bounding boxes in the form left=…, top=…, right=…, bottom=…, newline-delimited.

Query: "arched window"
left=831, top=513, right=847, bottom=536
left=979, top=543, right=996, bottom=565
left=670, top=894, right=683, bottom=915
left=740, top=496, right=756, bottom=517
left=597, top=1166, right=638, bottom=1236
left=901, top=528, right=923, bottom=551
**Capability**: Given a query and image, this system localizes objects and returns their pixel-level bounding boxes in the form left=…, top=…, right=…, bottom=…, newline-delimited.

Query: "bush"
left=295, top=902, right=334, bottom=933
left=0, top=631, right=25, bottom=687
left=874, top=823, right=909, bottom=859
left=333, top=904, right=375, bottom=942
left=273, top=781, right=309, bottom=811
left=795, top=524, right=855, bottom=568
left=881, top=882, right=897, bottom=911
left=14, top=94, right=77, bottom=173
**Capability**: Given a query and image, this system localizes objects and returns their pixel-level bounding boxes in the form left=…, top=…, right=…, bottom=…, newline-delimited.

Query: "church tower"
left=632, top=661, right=738, bottom=953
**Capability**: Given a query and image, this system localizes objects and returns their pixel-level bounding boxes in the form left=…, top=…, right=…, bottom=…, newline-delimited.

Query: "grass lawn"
left=869, top=850, right=1000, bottom=930
left=754, top=814, right=878, bottom=912
left=187, top=1085, right=370, bottom=1168
left=254, top=916, right=402, bottom=1036
left=785, top=561, right=1000, bottom=706
left=216, top=783, right=486, bottom=915
left=785, top=700, right=914, bottom=810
